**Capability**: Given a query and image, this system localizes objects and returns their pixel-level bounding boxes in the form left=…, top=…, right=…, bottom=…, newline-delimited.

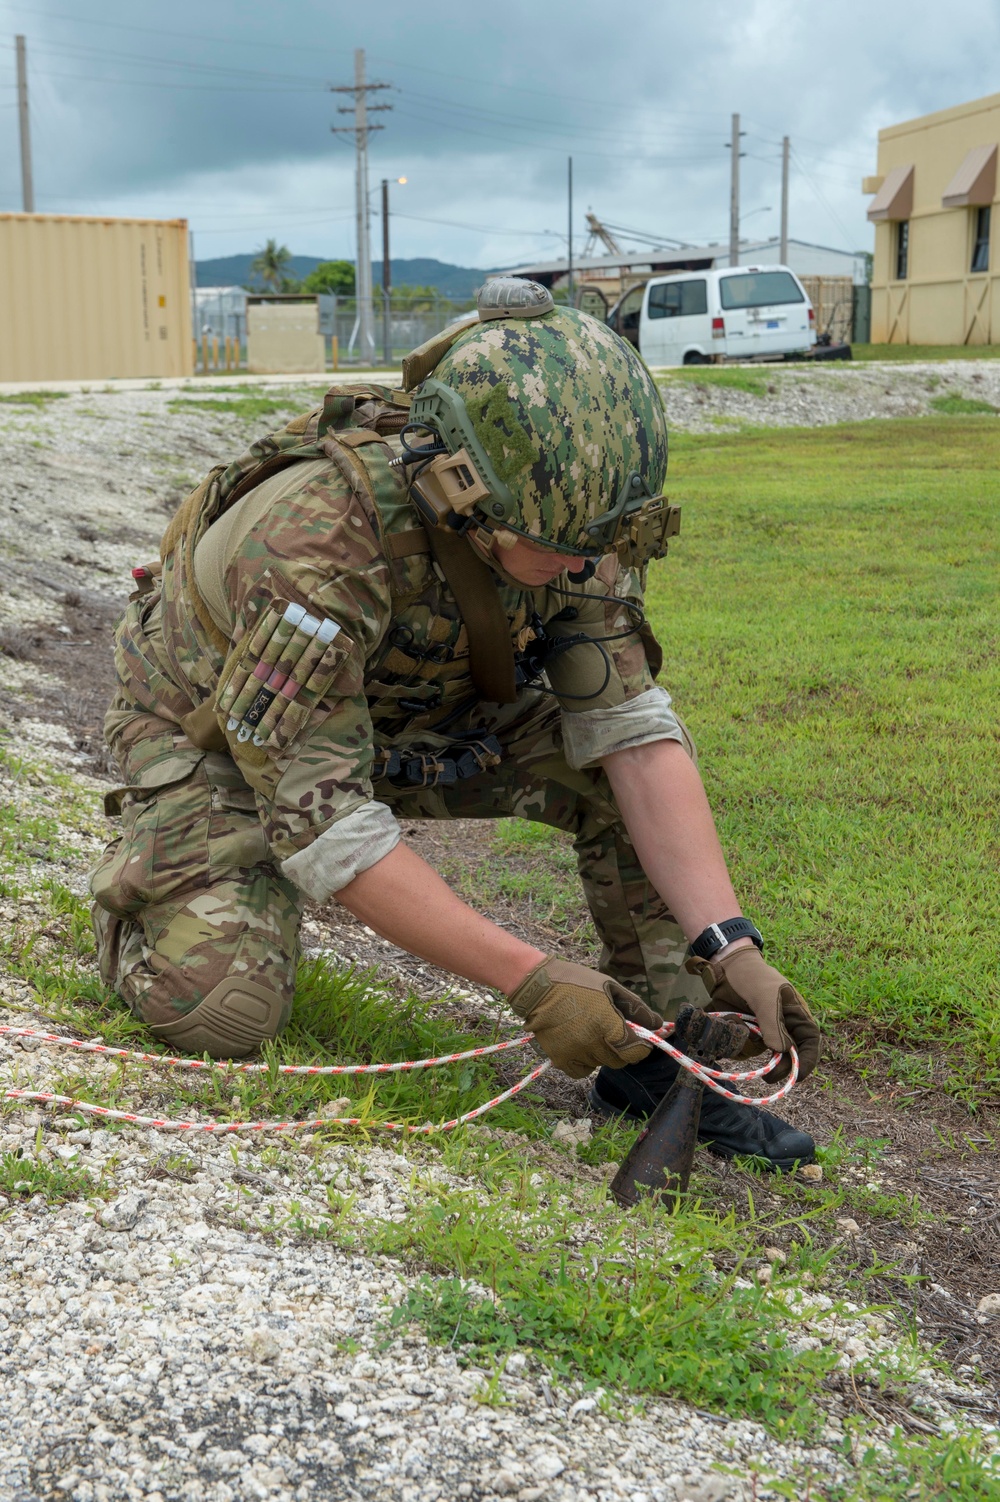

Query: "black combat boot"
left=590, top=1048, right=815, bottom=1173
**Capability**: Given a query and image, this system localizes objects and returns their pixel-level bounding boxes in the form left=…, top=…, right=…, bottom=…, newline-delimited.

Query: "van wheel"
left=683, top=352, right=709, bottom=365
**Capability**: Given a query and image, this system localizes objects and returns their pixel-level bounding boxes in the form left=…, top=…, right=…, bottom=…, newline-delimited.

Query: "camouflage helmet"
left=406, top=284, right=669, bottom=558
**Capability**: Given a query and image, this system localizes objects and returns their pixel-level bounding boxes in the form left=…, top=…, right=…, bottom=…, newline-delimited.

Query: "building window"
left=971, top=205, right=991, bottom=273
left=895, top=220, right=909, bottom=280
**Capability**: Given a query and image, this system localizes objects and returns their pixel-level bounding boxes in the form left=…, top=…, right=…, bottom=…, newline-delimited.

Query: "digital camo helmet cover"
left=407, top=299, right=669, bottom=556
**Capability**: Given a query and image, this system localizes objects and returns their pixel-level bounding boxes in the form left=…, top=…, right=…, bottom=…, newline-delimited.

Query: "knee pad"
left=148, top=977, right=286, bottom=1059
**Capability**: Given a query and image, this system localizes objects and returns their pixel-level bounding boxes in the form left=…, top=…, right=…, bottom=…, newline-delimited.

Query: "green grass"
left=0, top=1146, right=110, bottom=1204
left=0, top=390, right=71, bottom=406
left=648, top=418, right=1000, bottom=1096
left=929, top=392, right=998, bottom=416
left=454, top=818, right=585, bottom=935
left=853, top=343, right=1000, bottom=362
left=659, top=366, right=772, bottom=396
left=166, top=394, right=304, bottom=423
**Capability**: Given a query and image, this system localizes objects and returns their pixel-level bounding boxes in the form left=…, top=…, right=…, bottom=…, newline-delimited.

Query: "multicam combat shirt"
left=117, top=443, right=683, bottom=900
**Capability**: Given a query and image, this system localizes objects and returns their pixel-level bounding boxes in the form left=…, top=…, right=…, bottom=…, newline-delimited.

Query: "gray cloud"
left=2, top=0, right=999, bottom=266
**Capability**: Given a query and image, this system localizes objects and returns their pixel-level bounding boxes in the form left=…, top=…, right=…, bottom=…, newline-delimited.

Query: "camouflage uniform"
left=91, top=314, right=696, bottom=1057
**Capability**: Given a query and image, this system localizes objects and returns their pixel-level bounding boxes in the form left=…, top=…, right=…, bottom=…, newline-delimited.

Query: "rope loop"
left=626, top=1011, right=800, bottom=1105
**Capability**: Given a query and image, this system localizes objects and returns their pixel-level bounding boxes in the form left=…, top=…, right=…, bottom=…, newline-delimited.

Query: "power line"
left=10, top=68, right=320, bottom=92
left=789, top=148, right=859, bottom=249
left=393, top=209, right=564, bottom=238
left=393, top=103, right=722, bottom=165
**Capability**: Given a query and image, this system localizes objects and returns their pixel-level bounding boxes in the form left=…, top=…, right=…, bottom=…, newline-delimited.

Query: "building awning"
left=941, top=144, right=997, bottom=207
left=867, top=164, right=914, bottom=222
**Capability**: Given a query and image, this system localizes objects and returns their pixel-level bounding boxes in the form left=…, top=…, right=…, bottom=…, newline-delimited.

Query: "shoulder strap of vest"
left=335, top=436, right=518, bottom=703
left=342, top=437, right=518, bottom=705
left=423, top=525, right=517, bottom=705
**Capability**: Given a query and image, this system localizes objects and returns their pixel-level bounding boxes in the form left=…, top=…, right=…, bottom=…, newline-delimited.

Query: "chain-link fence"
left=321, top=292, right=475, bottom=366
left=190, top=288, right=477, bottom=373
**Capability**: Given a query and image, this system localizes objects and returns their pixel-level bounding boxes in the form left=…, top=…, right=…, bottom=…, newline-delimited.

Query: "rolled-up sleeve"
left=280, top=800, right=401, bottom=898
left=561, top=685, right=684, bottom=769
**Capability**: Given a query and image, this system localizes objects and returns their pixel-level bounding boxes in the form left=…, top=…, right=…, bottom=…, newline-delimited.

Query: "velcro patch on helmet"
left=467, top=384, right=539, bottom=483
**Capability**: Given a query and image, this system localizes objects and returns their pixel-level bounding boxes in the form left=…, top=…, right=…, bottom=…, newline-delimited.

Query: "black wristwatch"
left=689, top=917, right=764, bottom=961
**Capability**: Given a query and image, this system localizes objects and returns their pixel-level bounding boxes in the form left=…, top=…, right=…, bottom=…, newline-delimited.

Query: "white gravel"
left=2, top=365, right=999, bottom=1500
left=654, top=357, right=1000, bottom=432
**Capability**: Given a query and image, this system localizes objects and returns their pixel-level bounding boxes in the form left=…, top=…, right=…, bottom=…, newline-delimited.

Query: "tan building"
left=0, top=213, right=193, bottom=382
left=865, top=93, right=999, bottom=344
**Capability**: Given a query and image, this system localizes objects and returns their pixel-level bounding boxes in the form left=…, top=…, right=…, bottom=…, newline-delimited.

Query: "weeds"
left=372, top=1158, right=841, bottom=1436
left=661, top=367, right=772, bottom=396
left=167, top=394, right=304, bottom=423
left=928, top=392, right=998, bottom=416
left=0, top=1146, right=109, bottom=1204
left=0, top=391, right=71, bottom=406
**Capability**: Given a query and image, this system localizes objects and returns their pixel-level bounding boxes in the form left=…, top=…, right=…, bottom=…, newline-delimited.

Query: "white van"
left=637, top=265, right=815, bottom=366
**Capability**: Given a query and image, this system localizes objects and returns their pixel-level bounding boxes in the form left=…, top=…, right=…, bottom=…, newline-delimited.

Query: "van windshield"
left=719, top=271, right=804, bottom=309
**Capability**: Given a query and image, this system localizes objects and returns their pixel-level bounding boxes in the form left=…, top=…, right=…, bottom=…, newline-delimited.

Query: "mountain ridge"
left=195, top=255, right=487, bottom=300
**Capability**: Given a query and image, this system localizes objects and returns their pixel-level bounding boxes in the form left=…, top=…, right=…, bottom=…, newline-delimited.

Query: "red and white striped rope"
left=0, top=1025, right=533, bottom=1075
left=631, top=1015, right=800, bottom=1105
left=1, top=1061, right=552, bottom=1135
left=0, top=1011, right=796, bottom=1136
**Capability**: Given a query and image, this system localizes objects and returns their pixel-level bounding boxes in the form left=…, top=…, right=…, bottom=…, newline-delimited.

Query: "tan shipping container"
left=0, top=212, right=194, bottom=382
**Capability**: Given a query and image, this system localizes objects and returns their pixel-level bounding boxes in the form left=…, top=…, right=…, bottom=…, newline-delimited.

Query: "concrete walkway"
left=0, top=369, right=401, bottom=396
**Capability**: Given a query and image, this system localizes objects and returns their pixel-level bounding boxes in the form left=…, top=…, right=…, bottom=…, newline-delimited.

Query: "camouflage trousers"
left=90, top=693, right=699, bottom=1057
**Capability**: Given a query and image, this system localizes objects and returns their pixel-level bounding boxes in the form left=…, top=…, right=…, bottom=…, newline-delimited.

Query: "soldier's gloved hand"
left=687, top=947, right=821, bottom=1083
left=507, top=957, right=663, bottom=1079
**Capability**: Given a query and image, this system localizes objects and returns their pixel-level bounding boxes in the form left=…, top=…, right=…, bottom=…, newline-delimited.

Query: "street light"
left=381, top=175, right=407, bottom=365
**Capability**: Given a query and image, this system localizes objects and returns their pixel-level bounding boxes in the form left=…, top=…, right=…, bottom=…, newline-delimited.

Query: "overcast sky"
left=2, top=0, right=999, bottom=271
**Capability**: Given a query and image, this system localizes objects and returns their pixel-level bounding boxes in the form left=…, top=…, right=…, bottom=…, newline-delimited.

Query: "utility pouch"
left=373, top=734, right=502, bottom=789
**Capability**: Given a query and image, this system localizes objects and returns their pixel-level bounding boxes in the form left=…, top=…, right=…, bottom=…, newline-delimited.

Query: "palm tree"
left=249, top=239, right=293, bottom=293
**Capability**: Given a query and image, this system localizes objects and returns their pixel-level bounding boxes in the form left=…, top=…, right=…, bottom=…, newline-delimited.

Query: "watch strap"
left=689, top=917, right=764, bottom=960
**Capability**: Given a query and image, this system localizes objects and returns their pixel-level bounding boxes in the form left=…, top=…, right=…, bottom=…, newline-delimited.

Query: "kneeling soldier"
left=91, top=280, right=820, bottom=1170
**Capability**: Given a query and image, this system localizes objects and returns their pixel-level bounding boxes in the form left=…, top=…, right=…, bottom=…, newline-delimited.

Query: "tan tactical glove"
left=687, top=947, right=820, bottom=1083
left=507, top=958, right=663, bottom=1079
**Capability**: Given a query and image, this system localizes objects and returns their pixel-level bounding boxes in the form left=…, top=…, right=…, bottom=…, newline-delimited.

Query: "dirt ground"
left=0, top=383, right=997, bottom=1412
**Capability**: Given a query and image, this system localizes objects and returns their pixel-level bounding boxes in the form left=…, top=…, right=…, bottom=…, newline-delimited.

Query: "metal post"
left=567, top=156, right=574, bottom=306
left=353, top=51, right=375, bottom=365
left=16, top=35, right=34, bottom=213
left=189, top=229, right=198, bottom=377
left=729, top=113, right=741, bottom=267
left=780, top=136, right=790, bottom=265
left=381, top=177, right=391, bottom=366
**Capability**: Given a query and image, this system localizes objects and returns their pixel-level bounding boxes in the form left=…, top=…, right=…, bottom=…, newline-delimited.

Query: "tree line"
left=247, top=239, right=465, bottom=313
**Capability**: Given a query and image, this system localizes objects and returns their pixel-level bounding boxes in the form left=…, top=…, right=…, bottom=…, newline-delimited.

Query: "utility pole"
left=16, top=35, right=34, bottom=213
left=566, top=156, right=574, bottom=306
left=779, top=135, right=790, bottom=264
left=729, top=113, right=740, bottom=267
left=331, top=49, right=391, bottom=366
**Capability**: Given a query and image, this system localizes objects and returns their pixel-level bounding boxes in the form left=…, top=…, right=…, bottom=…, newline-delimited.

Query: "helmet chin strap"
left=465, top=523, right=526, bottom=589
left=466, top=521, right=600, bottom=589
